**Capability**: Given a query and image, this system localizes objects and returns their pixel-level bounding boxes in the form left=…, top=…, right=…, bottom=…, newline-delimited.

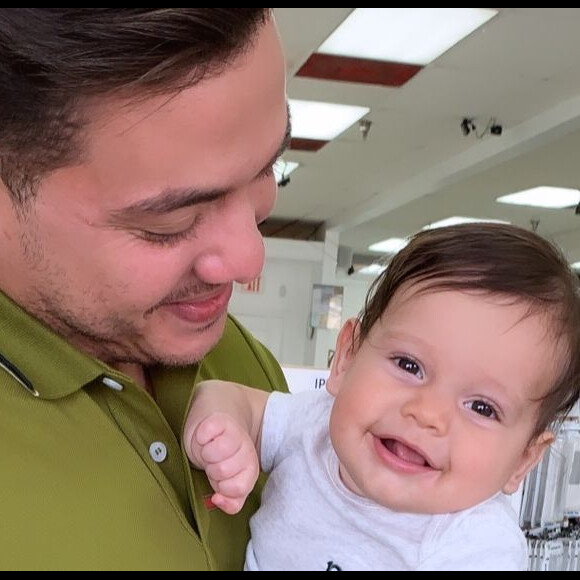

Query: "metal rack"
left=521, top=416, right=580, bottom=571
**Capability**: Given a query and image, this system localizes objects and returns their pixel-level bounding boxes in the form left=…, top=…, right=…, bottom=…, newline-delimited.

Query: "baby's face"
left=327, top=285, right=560, bottom=514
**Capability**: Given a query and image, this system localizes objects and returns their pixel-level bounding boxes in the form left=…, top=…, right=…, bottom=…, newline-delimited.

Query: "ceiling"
left=271, top=8, right=580, bottom=268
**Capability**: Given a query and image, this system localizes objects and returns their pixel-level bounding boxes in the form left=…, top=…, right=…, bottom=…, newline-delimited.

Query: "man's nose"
left=192, top=185, right=273, bottom=285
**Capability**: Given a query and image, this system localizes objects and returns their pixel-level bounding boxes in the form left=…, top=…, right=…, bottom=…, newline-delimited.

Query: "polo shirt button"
left=149, top=442, right=168, bottom=463
left=102, top=377, right=124, bottom=391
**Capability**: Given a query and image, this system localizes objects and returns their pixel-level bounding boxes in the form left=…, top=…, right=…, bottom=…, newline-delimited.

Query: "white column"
left=312, top=230, right=340, bottom=369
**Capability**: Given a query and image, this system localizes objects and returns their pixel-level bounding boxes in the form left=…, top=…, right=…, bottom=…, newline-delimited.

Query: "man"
left=0, top=9, right=289, bottom=570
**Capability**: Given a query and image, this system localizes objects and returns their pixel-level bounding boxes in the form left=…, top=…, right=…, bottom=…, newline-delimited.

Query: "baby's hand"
left=192, top=412, right=259, bottom=515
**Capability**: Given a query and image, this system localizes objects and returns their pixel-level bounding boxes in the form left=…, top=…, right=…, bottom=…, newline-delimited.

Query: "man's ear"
left=502, top=431, right=554, bottom=495
left=326, top=318, right=360, bottom=396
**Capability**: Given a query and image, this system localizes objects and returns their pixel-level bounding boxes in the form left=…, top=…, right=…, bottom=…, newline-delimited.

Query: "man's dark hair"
left=357, top=223, right=580, bottom=437
left=0, top=8, right=270, bottom=203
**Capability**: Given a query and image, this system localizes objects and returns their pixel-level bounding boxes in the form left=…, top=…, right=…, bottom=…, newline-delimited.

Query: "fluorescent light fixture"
left=423, top=216, right=510, bottom=230
left=289, top=99, right=370, bottom=141
left=572, top=262, right=580, bottom=270
left=273, top=160, right=299, bottom=185
left=368, top=237, right=408, bottom=254
left=358, top=264, right=387, bottom=276
left=318, top=8, right=497, bottom=66
left=496, top=186, right=580, bottom=209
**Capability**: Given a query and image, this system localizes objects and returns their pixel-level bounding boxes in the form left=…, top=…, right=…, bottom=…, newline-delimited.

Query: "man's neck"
left=113, top=362, right=154, bottom=397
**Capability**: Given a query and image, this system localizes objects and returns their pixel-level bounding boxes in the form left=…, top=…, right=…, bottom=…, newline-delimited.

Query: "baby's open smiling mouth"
left=381, top=438, right=433, bottom=468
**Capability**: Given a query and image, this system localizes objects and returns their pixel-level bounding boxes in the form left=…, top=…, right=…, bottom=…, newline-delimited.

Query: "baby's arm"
left=184, top=379, right=270, bottom=515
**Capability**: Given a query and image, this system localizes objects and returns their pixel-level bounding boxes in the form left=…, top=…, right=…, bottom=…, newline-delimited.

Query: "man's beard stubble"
left=19, top=223, right=225, bottom=367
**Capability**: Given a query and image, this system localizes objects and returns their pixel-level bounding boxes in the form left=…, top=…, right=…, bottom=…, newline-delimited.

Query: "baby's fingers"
left=210, top=493, right=246, bottom=515
left=194, top=414, right=229, bottom=446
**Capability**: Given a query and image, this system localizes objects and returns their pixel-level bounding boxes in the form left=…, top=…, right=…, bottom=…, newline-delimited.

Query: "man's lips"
left=161, top=285, right=233, bottom=324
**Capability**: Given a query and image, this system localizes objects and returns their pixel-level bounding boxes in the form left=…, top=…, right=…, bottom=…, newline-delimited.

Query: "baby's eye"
left=465, top=400, right=498, bottom=420
left=392, top=357, right=423, bottom=379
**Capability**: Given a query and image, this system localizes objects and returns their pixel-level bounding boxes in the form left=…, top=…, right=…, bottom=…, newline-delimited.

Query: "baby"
left=185, top=223, right=580, bottom=570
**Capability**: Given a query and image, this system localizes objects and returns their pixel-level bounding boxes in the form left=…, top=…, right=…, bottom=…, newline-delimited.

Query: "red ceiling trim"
left=297, top=53, right=422, bottom=87
left=290, top=138, right=328, bottom=152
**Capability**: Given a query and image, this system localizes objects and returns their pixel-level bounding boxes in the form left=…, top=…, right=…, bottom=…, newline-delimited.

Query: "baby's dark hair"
left=357, top=223, right=580, bottom=437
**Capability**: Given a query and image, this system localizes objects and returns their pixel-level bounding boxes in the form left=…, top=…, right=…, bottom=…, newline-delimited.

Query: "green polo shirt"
left=0, top=291, right=287, bottom=570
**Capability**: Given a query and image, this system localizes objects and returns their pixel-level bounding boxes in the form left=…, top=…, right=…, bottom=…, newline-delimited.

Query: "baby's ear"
left=326, top=318, right=360, bottom=396
left=502, top=431, right=554, bottom=495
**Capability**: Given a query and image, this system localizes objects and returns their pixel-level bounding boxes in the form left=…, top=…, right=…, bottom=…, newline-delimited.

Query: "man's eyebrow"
left=110, top=187, right=226, bottom=218
left=259, top=109, right=292, bottom=176
left=110, top=109, right=292, bottom=219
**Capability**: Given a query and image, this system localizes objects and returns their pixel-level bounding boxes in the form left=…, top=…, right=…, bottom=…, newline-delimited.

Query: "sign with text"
left=282, top=366, right=331, bottom=394
left=237, top=276, right=263, bottom=294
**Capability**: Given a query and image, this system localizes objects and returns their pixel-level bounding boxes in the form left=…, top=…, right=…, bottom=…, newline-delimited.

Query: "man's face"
left=0, top=19, right=288, bottom=366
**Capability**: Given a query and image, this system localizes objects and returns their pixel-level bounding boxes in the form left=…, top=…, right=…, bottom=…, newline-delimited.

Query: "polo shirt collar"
left=0, top=290, right=115, bottom=399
